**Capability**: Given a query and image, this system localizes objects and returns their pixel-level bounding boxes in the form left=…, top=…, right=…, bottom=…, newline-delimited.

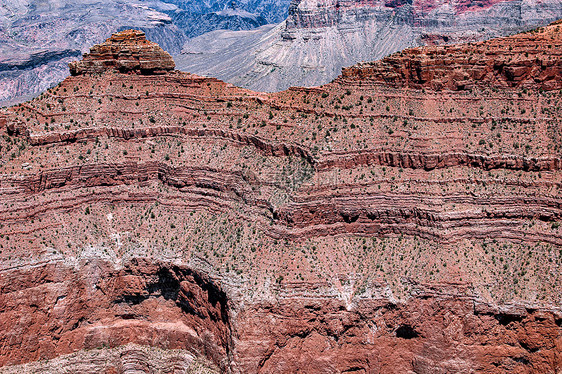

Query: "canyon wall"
left=0, top=259, right=229, bottom=370
left=339, top=20, right=562, bottom=91
left=0, top=26, right=561, bottom=372
left=1, top=258, right=561, bottom=373
left=177, top=0, right=562, bottom=92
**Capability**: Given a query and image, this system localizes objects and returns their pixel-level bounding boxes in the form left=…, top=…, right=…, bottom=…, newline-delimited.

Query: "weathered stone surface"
left=0, top=259, right=560, bottom=373
left=0, top=343, right=218, bottom=374
left=69, top=30, right=175, bottom=76
left=339, top=21, right=562, bottom=91
left=176, top=0, right=562, bottom=92
left=0, top=259, right=229, bottom=371
left=0, top=20, right=561, bottom=374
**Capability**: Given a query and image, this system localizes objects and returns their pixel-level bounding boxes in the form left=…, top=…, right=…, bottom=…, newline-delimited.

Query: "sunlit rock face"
left=69, top=30, right=176, bottom=76
left=0, top=23, right=562, bottom=373
left=176, top=0, right=562, bottom=92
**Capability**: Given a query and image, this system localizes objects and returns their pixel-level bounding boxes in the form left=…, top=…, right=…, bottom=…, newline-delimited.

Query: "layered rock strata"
left=0, top=259, right=228, bottom=370
left=0, top=25, right=561, bottom=373
left=0, top=343, right=218, bottom=374
left=176, top=0, right=562, bottom=92
left=0, top=0, right=185, bottom=106
left=69, top=30, right=175, bottom=76
left=1, top=258, right=560, bottom=373
left=340, top=20, right=562, bottom=90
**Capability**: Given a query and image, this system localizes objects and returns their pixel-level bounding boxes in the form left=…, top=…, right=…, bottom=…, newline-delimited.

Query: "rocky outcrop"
left=0, top=259, right=229, bottom=370
left=0, top=0, right=187, bottom=106
left=0, top=0, right=291, bottom=106
left=339, top=23, right=562, bottom=90
left=0, top=258, right=560, bottom=373
left=0, top=344, right=218, bottom=374
left=233, top=285, right=562, bottom=373
left=69, top=30, right=175, bottom=76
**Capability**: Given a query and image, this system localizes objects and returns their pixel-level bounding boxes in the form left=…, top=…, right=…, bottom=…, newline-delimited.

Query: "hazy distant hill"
left=176, top=0, right=562, bottom=92
left=161, top=0, right=291, bottom=36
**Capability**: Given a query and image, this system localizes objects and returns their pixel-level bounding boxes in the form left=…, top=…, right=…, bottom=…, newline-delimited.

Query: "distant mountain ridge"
left=166, top=0, right=269, bottom=38
left=0, top=0, right=291, bottom=106
left=161, top=0, right=291, bottom=37
left=176, top=0, right=562, bottom=92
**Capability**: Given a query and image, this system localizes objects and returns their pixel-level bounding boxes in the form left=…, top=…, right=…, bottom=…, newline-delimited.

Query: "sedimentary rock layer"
left=0, top=258, right=560, bottom=373
left=340, top=20, right=562, bottom=90
left=176, top=0, right=562, bottom=92
left=0, top=259, right=228, bottom=370
left=69, top=30, right=175, bottom=76
left=0, top=343, right=218, bottom=374
left=0, top=23, right=561, bottom=373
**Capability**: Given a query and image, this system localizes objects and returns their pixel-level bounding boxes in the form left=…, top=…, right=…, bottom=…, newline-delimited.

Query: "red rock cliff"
left=0, top=20, right=561, bottom=374
left=340, top=22, right=562, bottom=90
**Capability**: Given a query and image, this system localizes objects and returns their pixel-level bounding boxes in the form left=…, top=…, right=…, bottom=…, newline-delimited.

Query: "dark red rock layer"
left=234, top=283, right=562, bottom=373
left=0, top=259, right=229, bottom=370
left=1, top=259, right=561, bottom=373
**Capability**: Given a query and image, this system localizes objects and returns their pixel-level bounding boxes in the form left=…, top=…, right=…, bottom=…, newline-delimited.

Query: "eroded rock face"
left=0, top=343, right=218, bottom=374
left=0, top=259, right=229, bottom=371
left=69, top=30, right=175, bottom=76
left=1, top=21, right=562, bottom=374
left=284, top=0, right=534, bottom=30
left=233, top=285, right=562, bottom=373
left=340, top=21, right=562, bottom=90
left=176, top=0, right=562, bottom=92
left=1, top=259, right=561, bottom=373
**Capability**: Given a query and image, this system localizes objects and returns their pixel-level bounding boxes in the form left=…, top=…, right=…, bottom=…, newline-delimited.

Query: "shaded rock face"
left=0, top=259, right=229, bottom=371
left=1, top=22, right=562, bottom=374
left=69, top=30, right=175, bottom=76
left=168, top=0, right=273, bottom=38
left=160, top=0, right=291, bottom=37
